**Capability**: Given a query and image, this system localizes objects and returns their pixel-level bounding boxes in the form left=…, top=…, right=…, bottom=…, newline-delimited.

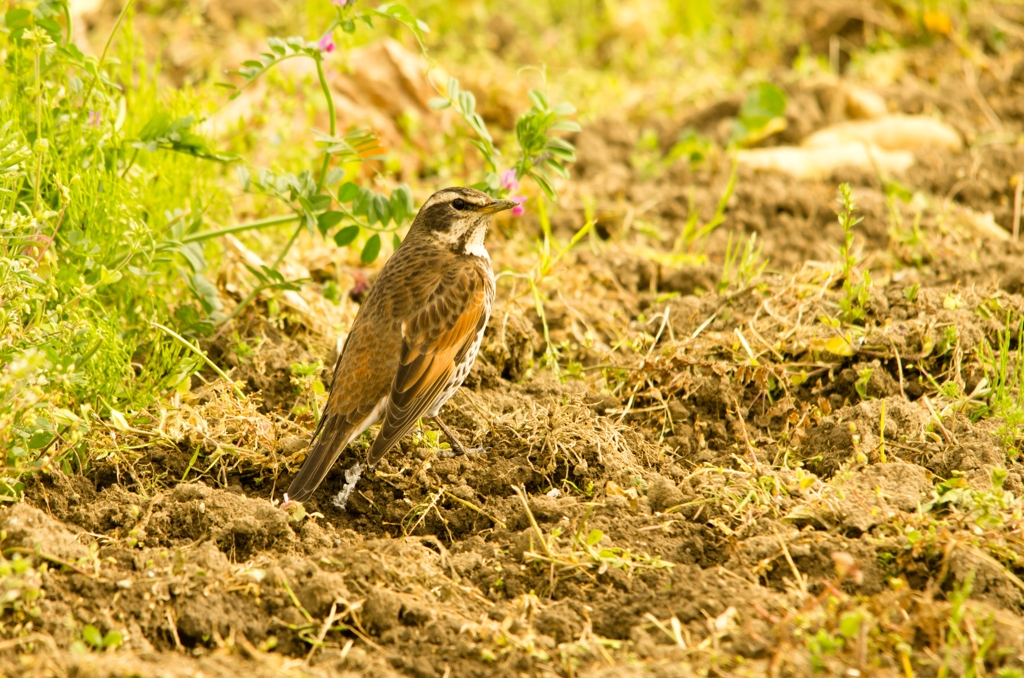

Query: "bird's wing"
left=366, top=261, right=489, bottom=466
left=285, top=309, right=402, bottom=502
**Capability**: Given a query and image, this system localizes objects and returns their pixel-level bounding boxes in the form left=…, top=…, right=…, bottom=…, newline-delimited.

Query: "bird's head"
left=407, top=187, right=517, bottom=257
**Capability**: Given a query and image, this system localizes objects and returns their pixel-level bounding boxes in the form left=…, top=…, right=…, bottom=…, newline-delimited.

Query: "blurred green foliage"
left=0, top=0, right=217, bottom=497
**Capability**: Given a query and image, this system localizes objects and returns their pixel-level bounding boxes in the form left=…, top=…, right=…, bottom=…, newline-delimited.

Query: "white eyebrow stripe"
left=417, top=189, right=490, bottom=213
left=418, top=190, right=461, bottom=211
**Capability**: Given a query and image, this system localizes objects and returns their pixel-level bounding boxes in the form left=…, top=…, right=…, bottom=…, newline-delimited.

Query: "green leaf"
left=244, top=264, right=270, bottom=285
left=190, top=273, right=223, bottom=314
left=838, top=612, right=861, bottom=639
left=302, top=210, right=318, bottom=236
left=370, top=3, right=429, bottom=43
left=392, top=233, right=402, bottom=250
left=458, top=90, right=476, bottom=115
left=82, top=625, right=103, bottom=648
left=133, top=113, right=237, bottom=163
left=28, top=432, right=53, bottom=450
left=4, top=9, right=31, bottom=30
left=428, top=97, right=451, bottom=110
left=738, top=83, right=787, bottom=132
left=334, top=225, right=359, bottom=247
left=467, top=139, right=493, bottom=162
left=546, top=137, right=576, bottom=151
left=177, top=242, right=207, bottom=274
left=552, top=101, right=576, bottom=116
left=586, top=529, right=604, bottom=546
left=100, top=268, right=123, bottom=286
left=262, top=266, right=286, bottom=284
left=353, top=187, right=373, bottom=216
left=338, top=182, right=360, bottom=203
left=389, top=194, right=405, bottom=225
left=364, top=194, right=379, bottom=225
left=549, top=120, right=581, bottom=133
left=545, top=159, right=570, bottom=179
left=823, top=336, right=856, bottom=357
left=317, top=211, right=344, bottom=234
left=373, top=194, right=391, bottom=226
left=546, top=146, right=576, bottom=161
left=52, top=409, right=84, bottom=428
left=102, top=631, right=124, bottom=649
left=395, top=185, right=415, bottom=223
left=324, top=167, right=346, bottom=186
left=469, top=113, right=492, bottom=141
left=529, top=169, right=556, bottom=201
left=361, top=234, right=381, bottom=263
left=309, top=194, right=332, bottom=212
left=236, top=166, right=251, bottom=190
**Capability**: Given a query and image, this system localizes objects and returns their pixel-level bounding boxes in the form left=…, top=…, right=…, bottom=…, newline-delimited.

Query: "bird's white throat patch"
left=463, top=241, right=489, bottom=259
left=461, top=222, right=490, bottom=259
left=433, top=222, right=490, bottom=259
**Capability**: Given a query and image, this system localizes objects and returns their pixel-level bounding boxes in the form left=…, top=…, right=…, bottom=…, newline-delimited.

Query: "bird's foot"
left=331, top=462, right=365, bottom=509
left=432, top=415, right=488, bottom=458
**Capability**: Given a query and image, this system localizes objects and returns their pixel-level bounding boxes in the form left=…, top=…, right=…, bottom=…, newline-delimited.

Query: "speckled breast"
left=426, top=259, right=495, bottom=417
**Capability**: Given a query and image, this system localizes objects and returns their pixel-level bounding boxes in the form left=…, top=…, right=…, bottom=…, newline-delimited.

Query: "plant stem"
left=120, top=148, right=140, bottom=179
left=272, top=220, right=304, bottom=270
left=61, top=1, right=73, bottom=46
left=32, top=47, right=42, bottom=216
left=264, top=52, right=339, bottom=271
left=215, top=279, right=302, bottom=337
left=314, top=54, right=337, bottom=193
left=182, top=213, right=300, bottom=243
left=81, top=0, right=136, bottom=106
left=220, top=286, right=262, bottom=328
left=149, top=321, right=245, bottom=400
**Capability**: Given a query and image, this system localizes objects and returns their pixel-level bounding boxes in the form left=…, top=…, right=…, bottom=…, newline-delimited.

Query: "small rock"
left=279, top=435, right=306, bottom=455
left=845, top=85, right=888, bottom=119
left=647, top=475, right=684, bottom=513
left=363, top=589, right=402, bottom=634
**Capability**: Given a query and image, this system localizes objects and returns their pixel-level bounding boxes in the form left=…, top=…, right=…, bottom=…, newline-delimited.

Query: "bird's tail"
left=285, top=413, right=354, bottom=503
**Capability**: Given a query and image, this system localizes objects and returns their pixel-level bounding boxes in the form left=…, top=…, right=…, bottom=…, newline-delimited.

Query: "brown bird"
left=285, top=187, right=517, bottom=503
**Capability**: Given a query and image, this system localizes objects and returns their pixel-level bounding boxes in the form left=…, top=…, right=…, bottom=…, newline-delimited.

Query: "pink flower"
left=500, top=169, right=519, bottom=192
left=511, top=195, right=526, bottom=217
left=88, top=110, right=100, bottom=126
left=317, top=32, right=336, bottom=53
left=330, top=0, right=352, bottom=5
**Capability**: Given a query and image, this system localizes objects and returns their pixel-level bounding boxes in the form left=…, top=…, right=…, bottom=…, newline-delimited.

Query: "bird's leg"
left=432, top=415, right=468, bottom=455
left=433, top=416, right=487, bottom=457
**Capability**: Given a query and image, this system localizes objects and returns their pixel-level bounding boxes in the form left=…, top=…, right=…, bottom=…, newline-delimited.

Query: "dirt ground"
left=6, top=1, right=1024, bottom=677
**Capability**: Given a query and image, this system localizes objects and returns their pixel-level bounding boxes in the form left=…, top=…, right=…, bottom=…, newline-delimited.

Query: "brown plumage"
left=286, top=187, right=516, bottom=502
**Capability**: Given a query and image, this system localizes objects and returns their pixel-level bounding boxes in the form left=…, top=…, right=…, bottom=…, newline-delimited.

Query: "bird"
left=285, top=187, right=517, bottom=503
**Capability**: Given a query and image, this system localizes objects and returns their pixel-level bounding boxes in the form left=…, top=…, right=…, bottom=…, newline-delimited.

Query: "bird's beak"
left=480, top=199, right=519, bottom=215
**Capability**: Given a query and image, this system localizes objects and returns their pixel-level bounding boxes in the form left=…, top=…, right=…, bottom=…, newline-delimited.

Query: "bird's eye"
left=452, top=198, right=467, bottom=211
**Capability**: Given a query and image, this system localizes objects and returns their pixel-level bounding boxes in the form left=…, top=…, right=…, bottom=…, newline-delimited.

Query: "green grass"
left=977, top=317, right=1024, bottom=456
left=0, top=3, right=227, bottom=497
